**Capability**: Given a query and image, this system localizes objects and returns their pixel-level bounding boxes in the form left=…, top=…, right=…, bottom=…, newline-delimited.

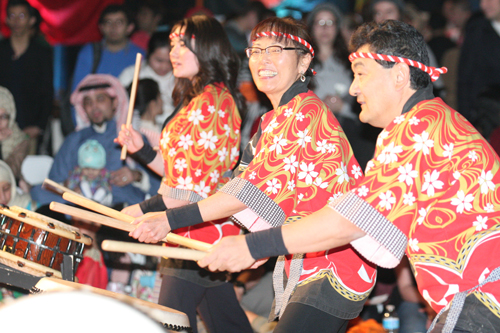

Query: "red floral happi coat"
left=158, top=83, right=242, bottom=244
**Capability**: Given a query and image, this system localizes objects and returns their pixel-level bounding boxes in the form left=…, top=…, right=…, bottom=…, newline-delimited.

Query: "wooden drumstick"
left=102, top=240, right=205, bottom=261
left=120, top=53, right=142, bottom=160
left=42, top=178, right=86, bottom=199
left=50, top=202, right=212, bottom=252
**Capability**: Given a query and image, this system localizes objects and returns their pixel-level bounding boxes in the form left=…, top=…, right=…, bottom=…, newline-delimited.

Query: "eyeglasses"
left=245, top=46, right=303, bottom=58
left=315, top=19, right=334, bottom=27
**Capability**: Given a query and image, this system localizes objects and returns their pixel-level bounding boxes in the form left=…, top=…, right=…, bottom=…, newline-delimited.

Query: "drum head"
left=0, top=291, right=166, bottom=332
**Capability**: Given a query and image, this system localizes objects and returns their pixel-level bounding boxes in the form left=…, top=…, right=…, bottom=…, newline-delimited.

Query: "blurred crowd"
left=0, top=0, right=499, bottom=332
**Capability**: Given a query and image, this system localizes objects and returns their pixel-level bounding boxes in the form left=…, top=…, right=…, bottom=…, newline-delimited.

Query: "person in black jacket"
left=458, top=0, right=500, bottom=121
left=0, top=0, right=53, bottom=153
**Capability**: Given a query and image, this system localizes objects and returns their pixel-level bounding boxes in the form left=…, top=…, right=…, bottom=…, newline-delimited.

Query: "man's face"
left=481, top=0, right=500, bottom=22
left=373, top=1, right=401, bottom=23
left=349, top=45, right=401, bottom=128
left=99, top=12, right=133, bottom=45
left=6, top=5, right=35, bottom=37
left=82, top=89, right=117, bottom=126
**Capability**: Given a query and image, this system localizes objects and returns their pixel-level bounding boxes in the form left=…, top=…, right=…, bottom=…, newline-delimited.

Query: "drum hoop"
left=34, top=277, right=191, bottom=329
left=0, top=250, right=62, bottom=278
left=0, top=206, right=91, bottom=246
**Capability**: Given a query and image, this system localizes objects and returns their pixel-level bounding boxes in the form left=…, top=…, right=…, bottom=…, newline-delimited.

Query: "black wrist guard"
left=166, top=203, right=204, bottom=230
left=131, top=143, right=156, bottom=164
left=245, top=227, right=289, bottom=260
left=139, top=194, right=167, bottom=214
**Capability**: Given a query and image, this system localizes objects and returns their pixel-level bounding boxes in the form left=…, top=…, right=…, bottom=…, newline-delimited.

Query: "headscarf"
left=70, top=74, right=129, bottom=133
left=0, top=160, right=32, bottom=208
left=0, top=87, right=28, bottom=159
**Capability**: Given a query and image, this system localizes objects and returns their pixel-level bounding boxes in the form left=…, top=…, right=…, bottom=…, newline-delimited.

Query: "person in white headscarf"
left=0, top=86, right=29, bottom=180
left=0, top=160, right=36, bottom=210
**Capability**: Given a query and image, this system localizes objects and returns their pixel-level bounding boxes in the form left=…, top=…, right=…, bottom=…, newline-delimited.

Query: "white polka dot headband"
left=349, top=52, right=447, bottom=82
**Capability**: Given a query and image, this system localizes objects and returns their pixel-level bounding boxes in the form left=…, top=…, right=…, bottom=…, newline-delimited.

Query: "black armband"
left=131, top=143, right=156, bottom=165
left=166, top=203, right=204, bottom=230
left=139, top=194, right=167, bottom=214
left=245, top=227, right=289, bottom=260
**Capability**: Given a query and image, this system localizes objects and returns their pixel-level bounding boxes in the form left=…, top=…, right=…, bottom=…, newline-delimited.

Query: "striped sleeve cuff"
left=220, top=177, right=286, bottom=228
left=329, top=191, right=407, bottom=268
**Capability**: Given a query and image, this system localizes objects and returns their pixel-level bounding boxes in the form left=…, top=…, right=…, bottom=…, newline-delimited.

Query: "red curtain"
left=0, top=0, right=124, bottom=45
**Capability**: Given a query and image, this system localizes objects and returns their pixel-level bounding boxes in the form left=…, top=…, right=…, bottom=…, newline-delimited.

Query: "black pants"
left=158, top=275, right=252, bottom=333
left=274, top=302, right=349, bottom=333
left=430, top=295, right=500, bottom=333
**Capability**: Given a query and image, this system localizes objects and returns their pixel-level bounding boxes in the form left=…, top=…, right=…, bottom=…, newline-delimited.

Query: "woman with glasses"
left=116, top=15, right=252, bottom=333
left=307, top=3, right=354, bottom=119
left=130, top=17, right=376, bottom=332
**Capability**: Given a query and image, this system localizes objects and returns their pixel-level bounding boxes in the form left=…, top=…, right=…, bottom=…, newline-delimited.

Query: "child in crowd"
left=65, top=139, right=112, bottom=206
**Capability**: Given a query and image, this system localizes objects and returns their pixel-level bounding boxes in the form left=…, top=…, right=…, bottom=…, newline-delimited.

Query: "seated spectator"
left=0, top=86, right=29, bottom=180
left=0, top=160, right=36, bottom=210
left=65, top=139, right=112, bottom=206
left=0, top=0, right=53, bottom=154
left=69, top=4, right=145, bottom=127
left=130, top=0, right=165, bottom=51
left=128, top=78, right=163, bottom=147
left=32, top=74, right=160, bottom=208
left=119, top=31, right=175, bottom=123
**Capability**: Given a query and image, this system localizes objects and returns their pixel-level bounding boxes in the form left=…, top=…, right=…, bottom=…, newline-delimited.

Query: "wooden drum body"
left=0, top=206, right=92, bottom=277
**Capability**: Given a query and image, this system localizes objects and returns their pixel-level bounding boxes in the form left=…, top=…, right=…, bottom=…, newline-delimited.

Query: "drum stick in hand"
left=102, top=240, right=205, bottom=261
left=121, top=53, right=142, bottom=160
left=50, top=201, right=212, bottom=252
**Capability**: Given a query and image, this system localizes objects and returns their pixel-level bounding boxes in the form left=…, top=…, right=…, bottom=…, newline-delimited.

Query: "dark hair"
left=99, top=4, right=133, bottom=25
left=128, top=78, right=160, bottom=117
left=306, top=4, right=350, bottom=70
left=171, top=15, right=245, bottom=114
left=7, top=0, right=36, bottom=17
left=147, top=31, right=170, bottom=60
left=250, top=17, right=314, bottom=76
left=350, top=20, right=431, bottom=89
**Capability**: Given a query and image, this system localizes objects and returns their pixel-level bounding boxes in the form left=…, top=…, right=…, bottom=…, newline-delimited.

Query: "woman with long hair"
left=130, top=17, right=376, bottom=332
left=116, top=15, right=251, bottom=333
left=307, top=3, right=355, bottom=119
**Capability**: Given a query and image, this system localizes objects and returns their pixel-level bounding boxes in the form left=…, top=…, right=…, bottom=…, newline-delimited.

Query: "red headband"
left=349, top=52, right=447, bottom=82
left=169, top=32, right=195, bottom=40
left=253, top=31, right=315, bottom=58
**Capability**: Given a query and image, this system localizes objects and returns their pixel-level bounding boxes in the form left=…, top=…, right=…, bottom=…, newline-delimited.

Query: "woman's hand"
left=198, top=235, right=255, bottom=273
left=129, top=211, right=171, bottom=243
left=121, top=203, right=144, bottom=218
left=114, top=124, right=144, bottom=154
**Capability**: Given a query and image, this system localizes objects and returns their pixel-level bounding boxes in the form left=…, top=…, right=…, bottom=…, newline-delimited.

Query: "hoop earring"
left=300, top=73, right=306, bottom=82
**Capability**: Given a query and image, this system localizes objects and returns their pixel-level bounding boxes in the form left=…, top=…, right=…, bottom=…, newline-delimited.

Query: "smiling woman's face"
left=169, top=26, right=199, bottom=80
left=248, top=36, right=310, bottom=107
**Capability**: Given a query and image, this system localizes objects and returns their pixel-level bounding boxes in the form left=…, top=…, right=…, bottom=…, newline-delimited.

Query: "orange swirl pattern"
left=359, top=98, right=500, bottom=314
left=240, top=90, right=376, bottom=294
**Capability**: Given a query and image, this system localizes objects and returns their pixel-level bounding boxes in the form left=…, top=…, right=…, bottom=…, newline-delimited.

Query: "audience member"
left=70, top=4, right=145, bottom=98
left=119, top=31, right=175, bottom=123
left=32, top=74, right=158, bottom=208
left=127, top=78, right=162, bottom=147
left=130, top=0, right=165, bottom=51
left=0, top=0, right=53, bottom=153
left=224, top=1, right=269, bottom=57
left=65, top=139, right=112, bottom=206
left=458, top=0, right=500, bottom=121
left=442, top=0, right=472, bottom=44
left=0, top=86, right=29, bottom=180
left=427, top=12, right=457, bottom=65
left=0, top=160, right=36, bottom=210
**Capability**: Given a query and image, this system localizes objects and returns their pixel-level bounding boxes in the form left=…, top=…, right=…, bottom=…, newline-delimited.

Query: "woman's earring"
left=300, top=73, right=306, bottom=82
